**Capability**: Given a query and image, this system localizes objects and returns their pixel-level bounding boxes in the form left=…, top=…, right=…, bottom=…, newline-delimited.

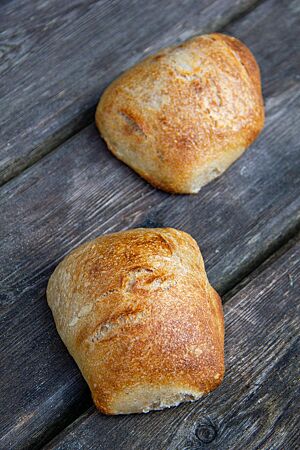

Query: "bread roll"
left=47, top=228, right=224, bottom=414
left=96, top=33, right=264, bottom=193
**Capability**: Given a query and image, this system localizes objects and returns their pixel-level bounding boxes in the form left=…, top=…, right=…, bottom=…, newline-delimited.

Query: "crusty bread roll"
left=47, top=228, right=224, bottom=414
left=96, top=33, right=264, bottom=193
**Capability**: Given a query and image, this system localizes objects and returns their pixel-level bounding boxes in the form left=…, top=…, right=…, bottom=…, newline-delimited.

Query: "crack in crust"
left=69, top=288, right=119, bottom=327
left=123, top=266, right=176, bottom=292
left=89, top=310, right=146, bottom=343
left=119, top=110, right=147, bottom=137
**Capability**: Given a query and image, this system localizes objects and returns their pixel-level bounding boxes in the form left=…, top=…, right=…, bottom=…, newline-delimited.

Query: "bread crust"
left=96, top=33, right=264, bottom=193
left=47, top=228, right=224, bottom=414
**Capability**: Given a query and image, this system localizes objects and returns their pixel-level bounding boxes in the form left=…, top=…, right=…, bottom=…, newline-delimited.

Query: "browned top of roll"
left=47, top=228, right=224, bottom=414
left=96, top=33, right=264, bottom=193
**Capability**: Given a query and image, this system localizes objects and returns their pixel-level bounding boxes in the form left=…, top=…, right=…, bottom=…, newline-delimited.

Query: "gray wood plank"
left=0, top=0, right=260, bottom=185
left=44, top=237, right=300, bottom=450
left=1, top=0, right=300, bottom=448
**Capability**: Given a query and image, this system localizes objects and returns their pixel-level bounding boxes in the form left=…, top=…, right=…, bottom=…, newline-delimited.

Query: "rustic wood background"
left=0, top=0, right=299, bottom=449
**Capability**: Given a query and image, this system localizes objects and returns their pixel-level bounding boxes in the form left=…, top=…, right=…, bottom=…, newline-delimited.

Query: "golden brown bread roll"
left=96, top=33, right=264, bottom=193
left=47, top=228, right=224, bottom=414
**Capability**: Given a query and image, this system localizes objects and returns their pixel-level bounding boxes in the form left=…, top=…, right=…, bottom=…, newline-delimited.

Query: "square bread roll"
left=96, top=33, right=264, bottom=193
left=47, top=228, right=224, bottom=414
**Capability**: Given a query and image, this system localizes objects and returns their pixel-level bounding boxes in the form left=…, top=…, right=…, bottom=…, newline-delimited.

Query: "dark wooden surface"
left=0, top=0, right=260, bottom=185
left=44, top=238, right=300, bottom=450
left=0, top=0, right=299, bottom=449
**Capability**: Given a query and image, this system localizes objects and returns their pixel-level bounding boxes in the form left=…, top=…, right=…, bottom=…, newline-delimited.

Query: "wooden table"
left=1, top=0, right=299, bottom=449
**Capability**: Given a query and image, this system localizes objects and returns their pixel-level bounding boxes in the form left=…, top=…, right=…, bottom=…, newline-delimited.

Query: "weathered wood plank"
left=44, top=239, right=300, bottom=450
left=1, top=0, right=300, bottom=448
left=0, top=0, right=260, bottom=185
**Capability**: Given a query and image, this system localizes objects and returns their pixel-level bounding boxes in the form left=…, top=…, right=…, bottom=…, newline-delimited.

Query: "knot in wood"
left=195, top=418, right=217, bottom=444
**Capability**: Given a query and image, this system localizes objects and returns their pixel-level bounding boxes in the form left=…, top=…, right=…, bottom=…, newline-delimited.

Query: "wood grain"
left=44, top=239, right=300, bottom=450
left=0, top=0, right=299, bottom=448
left=0, top=0, right=260, bottom=185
